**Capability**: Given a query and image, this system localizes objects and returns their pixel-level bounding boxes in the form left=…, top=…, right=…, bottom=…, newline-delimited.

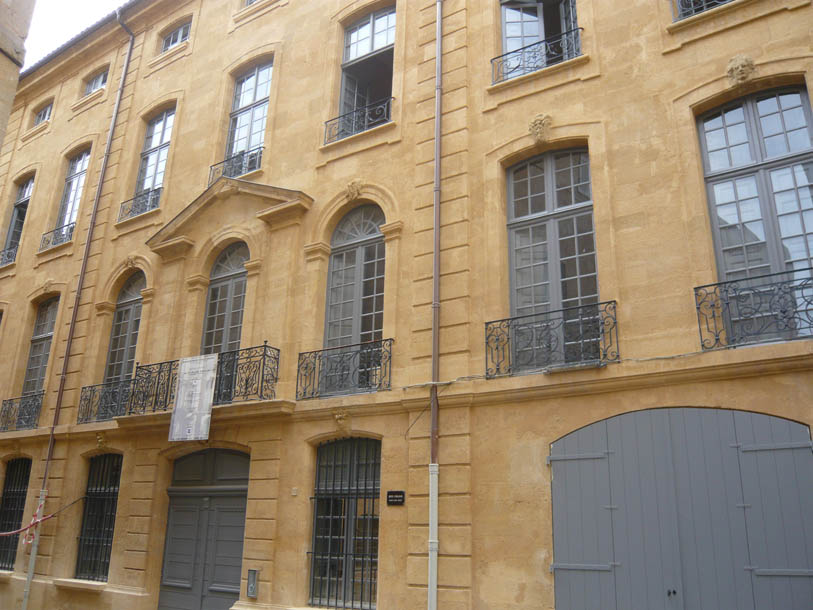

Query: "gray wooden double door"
left=550, top=408, right=813, bottom=610
left=158, top=450, right=248, bottom=610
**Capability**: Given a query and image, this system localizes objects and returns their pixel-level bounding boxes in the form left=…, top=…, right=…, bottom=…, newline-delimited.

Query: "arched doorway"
left=549, top=408, right=813, bottom=609
left=157, top=449, right=249, bottom=610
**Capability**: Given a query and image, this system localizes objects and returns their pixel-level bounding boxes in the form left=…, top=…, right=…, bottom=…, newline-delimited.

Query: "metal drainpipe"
left=428, top=1, right=443, bottom=609
left=20, top=11, right=134, bottom=610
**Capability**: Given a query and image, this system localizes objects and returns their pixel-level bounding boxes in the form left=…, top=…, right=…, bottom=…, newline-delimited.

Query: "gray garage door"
left=158, top=450, right=249, bottom=610
left=550, top=408, right=813, bottom=610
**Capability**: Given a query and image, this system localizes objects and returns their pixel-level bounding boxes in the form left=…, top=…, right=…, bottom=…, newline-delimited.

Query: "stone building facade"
left=0, top=0, right=811, bottom=609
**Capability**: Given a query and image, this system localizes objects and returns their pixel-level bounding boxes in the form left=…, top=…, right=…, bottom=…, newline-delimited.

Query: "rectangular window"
left=221, top=63, right=271, bottom=178
left=310, top=438, right=380, bottom=609
left=84, top=70, right=108, bottom=96
left=2, top=177, right=34, bottom=266
left=22, top=298, right=59, bottom=396
left=75, top=454, right=122, bottom=581
left=674, top=0, right=735, bottom=20
left=493, top=1, right=580, bottom=83
left=34, top=103, right=52, bottom=126
left=0, top=458, right=32, bottom=570
left=162, top=22, right=191, bottom=53
left=55, top=149, right=91, bottom=235
left=326, top=8, right=395, bottom=144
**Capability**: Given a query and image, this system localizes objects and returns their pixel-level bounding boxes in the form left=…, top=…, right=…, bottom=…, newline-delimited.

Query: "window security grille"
left=0, top=458, right=32, bottom=569
left=75, top=454, right=123, bottom=581
left=310, top=438, right=380, bottom=609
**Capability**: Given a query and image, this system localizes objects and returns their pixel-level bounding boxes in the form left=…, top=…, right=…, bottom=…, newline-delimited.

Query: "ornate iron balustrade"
left=39, top=222, right=75, bottom=251
left=694, top=268, right=813, bottom=350
left=125, top=343, right=280, bottom=415
left=77, top=379, right=133, bottom=423
left=485, top=301, right=619, bottom=378
left=324, top=98, right=393, bottom=145
left=672, top=0, right=734, bottom=20
left=297, top=339, right=393, bottom=400
left=0, top=392, right=44, bottom=432
left=118, top=187, right=162, bottom=221
left=0, top=246, right=17, bottom=267
left=208, top=146, right=264, bottom=185
left=491, top=28, right=582, bottom=84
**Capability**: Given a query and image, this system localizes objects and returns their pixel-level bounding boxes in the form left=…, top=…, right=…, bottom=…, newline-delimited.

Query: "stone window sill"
left=145, top=40, right=190, bottom=74
left=52, top=578, right=106, bottom=592
left=486, top=54, right=590, bottom=95
left=232, top=0, right=287, bottom=27
left=71, top=88, right=106, bottom=115
left=20, top=120, right=50, bottom=143
left=666, top=0, right=757, bottom=33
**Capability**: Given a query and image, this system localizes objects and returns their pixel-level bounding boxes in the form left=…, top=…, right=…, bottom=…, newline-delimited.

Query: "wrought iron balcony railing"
left=0, top=392, right=44, bottom=432
left=694, top=268, right=813, bottom=350
left=208, top=146, right=264, bottom=186
left=39, top=222, right=75, bottom=251
left=672, top=0, right=734, bottom=20
left=0, top=245, right=17, bottom=267
left=77, top=379, right=133, bottom=424
left=118, top=187, right=162, bottom=221
left=297, top=339, right=393, bottom=400
left=491, top=28, right=582, bottom=85
left=485, top=301, right=619, bottom=378
left=324, top=98, right=393, bottom=145
left=127, top=342, right=279, bottom=416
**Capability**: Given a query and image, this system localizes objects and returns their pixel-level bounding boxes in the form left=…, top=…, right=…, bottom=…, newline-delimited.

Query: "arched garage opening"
left=550, top=408, right=813, bottom=610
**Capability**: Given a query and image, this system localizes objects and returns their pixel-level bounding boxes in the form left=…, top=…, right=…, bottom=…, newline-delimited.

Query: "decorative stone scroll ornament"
left=124, top=255, right=137, bottom=269
left=333, top=409, right=351, bottom=434
left=529, top=114, right=553, bottom=144
left=345, top=179, right=363, bottom=201
left=726, top=55, right=756, bottom=86
left=96, top=432, right=107, bottom=449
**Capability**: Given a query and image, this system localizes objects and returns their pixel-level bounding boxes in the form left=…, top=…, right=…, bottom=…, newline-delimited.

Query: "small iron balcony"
left=694, top=268, right=813, bottom=350
left=324, top=97, right=393, bottom=145
left=0, top=245, right=17, bottom=267
left=118, top=187, right=162, bottom=221
left=0, top=392, right=44, bottom=432
left=491, top=28, right=582, bottom=85
left=208, top=146, right=264, bottom=186
left=485, top=301, right=619, bottom=378
left=77, top=379, right=133, bottom=423
left=672, top=0, right=734, bottom=20
left=297, top=339, right=393, bottom=400
left=39, top=222, right=75, bottom=251
left=77, top=343, right=280, bottom=421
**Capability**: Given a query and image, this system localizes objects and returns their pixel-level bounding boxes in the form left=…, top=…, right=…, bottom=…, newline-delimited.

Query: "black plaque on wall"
left=387, top=490, right=405, bottom=506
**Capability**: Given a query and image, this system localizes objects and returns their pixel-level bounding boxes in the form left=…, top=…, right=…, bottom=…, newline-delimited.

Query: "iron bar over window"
left=208, top=146, right=263, bottom=185
left=76, top=453, right=122, bottom=581
left=694, top=268, right=813, bottom=349
left=0, top=392, right=45, bottom=432
left=673, top=0, right=735, bottom=20
left=485, top=300, right=619, bottom=377
left=2, top=176, right=34, bottom=266
left=0, top=458, right=32, bottom=569
left=310, top=438, right=380, bottom=609
left=324, top=98, right=393, bottom=145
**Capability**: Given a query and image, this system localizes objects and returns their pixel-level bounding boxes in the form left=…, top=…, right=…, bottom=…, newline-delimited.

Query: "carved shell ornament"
left=529, top=114, right=553, bottom=143
left=726, top=55, right=756, bottom=85
left=345, top=179, right=363, bottom=201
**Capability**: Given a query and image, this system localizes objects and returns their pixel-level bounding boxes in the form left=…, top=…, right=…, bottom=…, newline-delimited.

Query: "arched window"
left=699, top=88, right=813, bottom=280
left=104, top=271, right=146, bottom=383
left=2, top=175, right=34, bottom=266
left=310, top=438, right=380, bottom=608
left=325, top=205, right=386, bottom=348
left=0, top=458, right=32, bottom=569
left=202, top=242, right=249, bottom=354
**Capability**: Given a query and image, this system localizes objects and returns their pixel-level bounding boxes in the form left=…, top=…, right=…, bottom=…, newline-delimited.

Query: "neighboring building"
left=0, top=0, right=811, bottom=609
left=0, top=0, right=36, bottom=146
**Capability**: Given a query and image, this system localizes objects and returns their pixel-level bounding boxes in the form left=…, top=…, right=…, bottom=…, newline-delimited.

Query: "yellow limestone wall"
left=0, top=0, right=810, bottom=608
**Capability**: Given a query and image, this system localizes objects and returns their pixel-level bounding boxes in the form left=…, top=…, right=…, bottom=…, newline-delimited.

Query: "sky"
left=24, top=0, right=124, bottom=69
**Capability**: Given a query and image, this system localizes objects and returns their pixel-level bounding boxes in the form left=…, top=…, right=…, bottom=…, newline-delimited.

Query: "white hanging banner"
left=169, top=354, right=218, bottom=442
